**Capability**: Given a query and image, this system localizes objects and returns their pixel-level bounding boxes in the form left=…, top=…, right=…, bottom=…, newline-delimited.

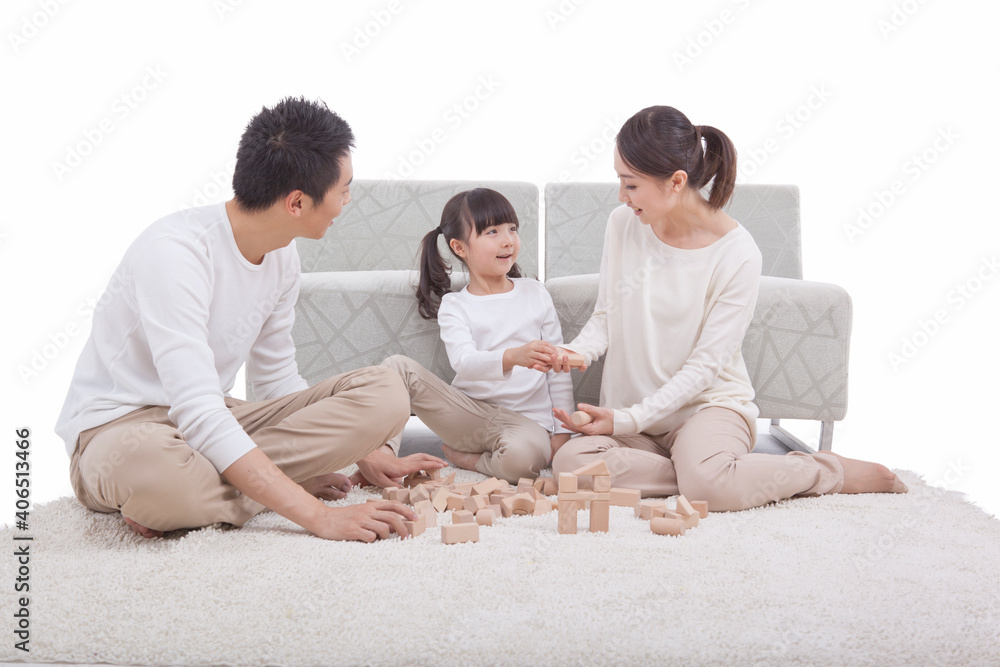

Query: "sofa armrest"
left=546, top=274, right=852, bottom=423
left=745, top=276, right=851, bottom=422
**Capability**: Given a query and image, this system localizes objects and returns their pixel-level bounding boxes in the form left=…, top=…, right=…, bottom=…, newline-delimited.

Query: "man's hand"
left=299, top=471, right=352, bottom=501
left=553, top=404, right=613, bottom=436
left=222, top=448, right=417, bottom=541
left=307, top=501, right=416, bottom=543
left=503, top=340, right=558, bottom=372
left=349, top=445, right=447, bottom=489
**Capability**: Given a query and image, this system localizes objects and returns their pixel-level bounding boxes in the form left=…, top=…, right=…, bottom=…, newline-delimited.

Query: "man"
left=56, top=97, right=444, bottom=541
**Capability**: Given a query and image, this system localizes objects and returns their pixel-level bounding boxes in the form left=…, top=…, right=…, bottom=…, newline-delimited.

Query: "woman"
left=549, top=105, right=906, bottom=511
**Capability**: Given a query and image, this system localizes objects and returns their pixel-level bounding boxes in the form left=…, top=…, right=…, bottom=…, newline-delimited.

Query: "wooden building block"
left=472, top=477, right=503, bottom=497
left=402, top=513, right=426, bottom=538
left=558, top=500, right=580, bottom=534
left=589, top=500, right=610, bottom=533
left=570, top=411, right=593, bottom=427
left=441, top=473, right=456, bottom=486
left=412, top=499, right=433, bottom=513
left=510, top=493, right=535, bottom=515
left=533, top=478, right=546, bottom=493
left=650, top=517, right=686, bottom=536
left=446, top=493, right=466, bottom=511
left=533, top=496, right=553, bottom=515
left=558, top=473, right=578, bottom=493
left=682, top=512, right=699, bottom=529
left=500, top=497, right=515, bottom=518
left=385, top=487, right=409, bottom=503
left=635, top=500, right=667, bottom=519
left=593, top=475, right=612, bottom=493
left=427, top=468, right=441, bottom=480
left=452, top=510, right=475, bottom=524
left=572, top=460, right=611, bottom=477
left=564, top=352, right=586, bottom=367
left=516, top=478, right=535, bottom=494
left=690, top=500, right=709, bottom=518
left=421, top=507, right=437, bottom=527
left=559, top=490, right=596, bottom=505
left=454, top=482, right=476, bottom=495
left=382, top=487, right=396, bottom=500
left=610, top=488, right=642, bottom=507
left=464, top=495, right=488, bottom=514
left=441, top=522, right=479, bottom=544
left=409, top=485, right=431, bottom=505
left=476, top=508, right=495, bottom=526
left=540, top=477, right=559, bottom=496
left=432, top=488, right=451, bottom=513
left=675, top=495, right=696, bottom=517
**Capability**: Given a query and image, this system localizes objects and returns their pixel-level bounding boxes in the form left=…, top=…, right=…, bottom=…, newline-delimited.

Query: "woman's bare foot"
left=440, top=444, right=482, bottom=472
left=123, top=515, right=164, bottom=539
left=825, top=452, right=908, bottom=494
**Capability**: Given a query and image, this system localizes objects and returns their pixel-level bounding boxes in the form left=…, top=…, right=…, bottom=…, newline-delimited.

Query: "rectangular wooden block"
left=690, top=500, right=709, bottom=518
left=421, top=507, right=437, bottom=527
left=558, top=500, right=579, bottom=534
left=452, top=510, right=475, bottom=524
left=403, top=513, right=426, bottom=538
left=516, top=478, right=535, bottom=494
left=558, top=473, right=578, bottom=493
left=432, top=488, right=450, bottom=513
left=409, top=485, right=431, bottom=505
left=675, top=495, right=696, bottom=517
left=532, top=496, right=553, bottom=515
left=427, top=468, right=441, bottom=480
left=453, top=482, right=475, bottom=495
left=472, top=477, right=502, bottom=497
left=441, top=522, right=479, bottom=544
left=610, top=488, right=642, bottom=507
left=572, top=460, right=611, bottom=477
left=446, top=493, right=466, bottom=511
left=593, top=475, right=612, bottom=493
left=412, top=499, right=433, bottom=513
left=464, top=495, right=488, bottom=514
left=635, top=500, right=667, bottom=519
left=589, top=500, right=610, bottom=533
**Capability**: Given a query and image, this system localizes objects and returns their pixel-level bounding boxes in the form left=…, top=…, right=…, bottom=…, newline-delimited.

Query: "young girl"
left=379, top=188, right=575, bottom=483
left=548, top=105, right=907, bottom=511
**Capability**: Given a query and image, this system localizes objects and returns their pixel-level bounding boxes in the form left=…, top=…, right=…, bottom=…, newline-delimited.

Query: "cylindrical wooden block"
left=570, top=411, right=593, bottom=427
left=650, top=517, right=686, bottom=536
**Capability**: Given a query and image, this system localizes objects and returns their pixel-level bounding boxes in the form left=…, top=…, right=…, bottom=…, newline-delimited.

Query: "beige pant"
left=381, top=355, right=550, bottom=483
left=70, top=366, right=409, bottom=531
left=551, top=407, right=844, bottom=511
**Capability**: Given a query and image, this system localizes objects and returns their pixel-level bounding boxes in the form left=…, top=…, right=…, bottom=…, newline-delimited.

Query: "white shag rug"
left=2, top=468, right=999, bottom=667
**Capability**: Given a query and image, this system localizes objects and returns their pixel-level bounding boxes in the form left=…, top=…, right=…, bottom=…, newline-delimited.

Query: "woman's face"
left=613, top=146, right=682, bottom=225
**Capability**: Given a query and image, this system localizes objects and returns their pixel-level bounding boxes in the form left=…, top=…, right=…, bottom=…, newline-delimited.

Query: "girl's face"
left=614, top=146, right=683, bottom=225
left=452, top=221, right=520, bottom=280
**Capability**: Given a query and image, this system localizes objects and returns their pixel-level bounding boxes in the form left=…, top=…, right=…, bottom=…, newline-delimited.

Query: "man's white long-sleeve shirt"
left=56, top=203, right=307, bottom=472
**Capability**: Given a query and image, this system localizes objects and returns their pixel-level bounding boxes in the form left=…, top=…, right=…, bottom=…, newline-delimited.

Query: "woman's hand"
left=504, top=340, right=558, bottom=372
left=552, top=404, right=613, bottom=436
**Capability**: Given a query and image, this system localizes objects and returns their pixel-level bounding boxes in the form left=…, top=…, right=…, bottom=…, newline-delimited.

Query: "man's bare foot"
left=440, top=444, right=482, bottom=472
left=824, top=452, right=908, bottom=494
left=123, top=515, right=164, bottom=538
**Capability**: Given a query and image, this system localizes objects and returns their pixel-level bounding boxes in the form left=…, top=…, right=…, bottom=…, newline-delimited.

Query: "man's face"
left=298, top=153, right=354, bottom=239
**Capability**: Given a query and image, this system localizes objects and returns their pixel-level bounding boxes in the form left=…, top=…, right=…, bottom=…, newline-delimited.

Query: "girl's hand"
left=504, top=340, right=558, bottom=372
left=553, top=404, right=613, bottom=436
left=549, top=432, right=572, bottom=462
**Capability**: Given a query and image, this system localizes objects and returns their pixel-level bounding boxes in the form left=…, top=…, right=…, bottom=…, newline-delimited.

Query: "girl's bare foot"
left=824, top=452, right=908, bottom=494
left=440, top=444, right=482, bottom=472
left=123, top=515, right=164, bottom=538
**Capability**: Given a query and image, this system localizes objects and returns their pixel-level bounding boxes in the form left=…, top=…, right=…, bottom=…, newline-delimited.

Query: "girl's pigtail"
left=416, top=227, right=451, bottom=320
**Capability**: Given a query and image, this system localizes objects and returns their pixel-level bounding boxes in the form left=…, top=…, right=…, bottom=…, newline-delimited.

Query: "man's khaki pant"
left=552, top=407, right=844, bottom=511
left=381, top=355, right=550, bottom=483
left=70, top=366, right=409, bottom=531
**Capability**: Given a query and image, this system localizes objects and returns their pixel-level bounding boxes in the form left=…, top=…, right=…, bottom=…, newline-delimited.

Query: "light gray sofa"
left=249, top=180, right=850, bottom=455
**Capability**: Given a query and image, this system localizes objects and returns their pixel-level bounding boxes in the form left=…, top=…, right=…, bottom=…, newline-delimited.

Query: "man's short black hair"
left=232, top=97, right=355, bottom=212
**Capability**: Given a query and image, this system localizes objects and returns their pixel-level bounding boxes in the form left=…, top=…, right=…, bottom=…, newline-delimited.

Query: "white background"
left=2, top=0, right=997, bottom=519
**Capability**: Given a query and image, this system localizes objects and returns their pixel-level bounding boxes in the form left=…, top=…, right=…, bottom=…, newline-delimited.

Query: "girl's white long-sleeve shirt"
left=438, top=278, right=575, bottom=434
left=569, top=204, right=762, bottom=439
left=55, top=203, right=307, bottom=473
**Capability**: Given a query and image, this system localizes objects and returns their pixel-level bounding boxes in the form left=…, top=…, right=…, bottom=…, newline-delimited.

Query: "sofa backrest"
left=295, top=179, right=540, bottom=277
left=544, top=183, right=802, bottom=280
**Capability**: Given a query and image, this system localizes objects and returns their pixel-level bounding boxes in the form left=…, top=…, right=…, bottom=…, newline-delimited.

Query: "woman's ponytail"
left=698, top=124, right=737, bottom=210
